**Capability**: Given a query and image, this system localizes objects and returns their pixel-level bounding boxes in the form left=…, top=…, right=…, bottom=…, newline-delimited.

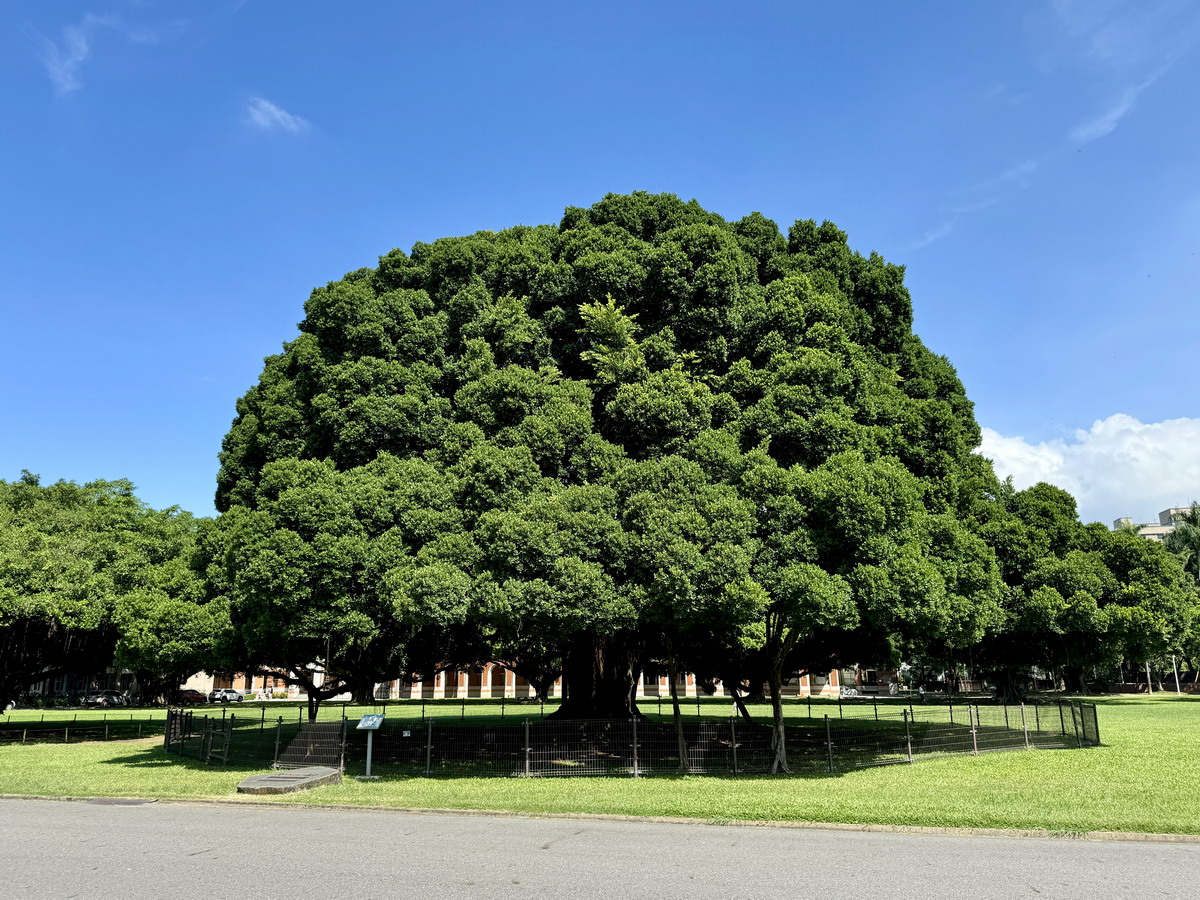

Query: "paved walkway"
left=2, top=799, right=1197, bottom=899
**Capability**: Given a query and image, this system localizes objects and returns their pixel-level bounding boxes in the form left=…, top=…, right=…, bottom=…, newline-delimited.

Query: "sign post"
left=357, top=714, right=384, bottom=780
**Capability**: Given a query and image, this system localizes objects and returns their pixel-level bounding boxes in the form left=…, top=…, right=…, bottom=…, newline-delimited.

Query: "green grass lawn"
left=1, top=695, right=1196, bottom=834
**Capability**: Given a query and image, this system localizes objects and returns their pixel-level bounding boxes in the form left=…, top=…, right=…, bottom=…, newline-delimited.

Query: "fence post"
left=524, top=719, right=531, bottom=777
left=948, top=698, right=954, bottom=724
left=425, top=718, right=433, bottom=776
left=22, top=729, right=27, bottom=744
left=1090, top=703, right=1101, bottom=746
left=1071, top=702, right=1082, bottom=748
left=631, top=716, right=639, bottom=777
left=273, top=717, right=283, bottom=767
left=64, top=727, right=69, bottom=744
left=260, top=707, right=265, bottom=731
left=730, top=717, right=738, bottom=776
left=873, top=696, right=878, bottom=722
left=1020, top=704, right=1030, bottom=750
left=903, top=710, right=913, bottom=763
left=1058, top=700, right=1066, bottom=738
left=824, top=715, right=834, bottom=772
left=1034, top=703, right=1040, bottom=735
left=105, top=723, right=109, bottom=741
left=502, top=697, right=506, bottom=719
left=1003, top=704, right=1009, bottom=730
left=807, top=693, right=812, bottom=719
left=970, top=705, right=978, bottom=755
left=838, top=695, right=843, bottom=719
left=339, top=717, right=347, bottom=771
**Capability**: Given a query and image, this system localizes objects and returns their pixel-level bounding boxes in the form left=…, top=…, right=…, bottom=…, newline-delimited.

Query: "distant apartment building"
left=1112, top=507, right=1191, bottom=542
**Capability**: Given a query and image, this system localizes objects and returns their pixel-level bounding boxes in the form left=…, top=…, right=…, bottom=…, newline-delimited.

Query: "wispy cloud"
left=1044, top=2, right=1199, bottom=143
left=27, top=12, right=173, bottom=96
left=1041, top=0, right=1200, bottom=74
left=28, top=13, right=113, bottom=95
left=245, top=97, right=310, bottom=134
left=910, top=219, right=958, bottom=251
left=1069, top=69, right=1165, bottom=144
left=910, top=3, right=1199, bottom=249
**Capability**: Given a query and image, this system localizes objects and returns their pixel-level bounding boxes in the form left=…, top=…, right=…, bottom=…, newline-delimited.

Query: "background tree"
left=0, top=472, right=202, bottom=711
left=1164, top=502, right=1200, bottom=587
left=972, top=480, right=1199, bottom=697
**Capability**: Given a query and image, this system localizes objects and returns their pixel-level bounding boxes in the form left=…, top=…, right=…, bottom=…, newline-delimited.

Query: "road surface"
left=1, top=798, right=1196, bottom=899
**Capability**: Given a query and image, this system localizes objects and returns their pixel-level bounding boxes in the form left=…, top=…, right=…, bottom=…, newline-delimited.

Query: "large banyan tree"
left=213, top=192, right=1006, bottom=744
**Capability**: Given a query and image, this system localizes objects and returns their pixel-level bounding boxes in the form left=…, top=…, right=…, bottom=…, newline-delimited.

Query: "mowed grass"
left=2, top=696, right=1197, bottom=834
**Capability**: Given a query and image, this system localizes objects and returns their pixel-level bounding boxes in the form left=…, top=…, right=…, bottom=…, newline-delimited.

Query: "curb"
left=3, top=793, right=1198, bottom=844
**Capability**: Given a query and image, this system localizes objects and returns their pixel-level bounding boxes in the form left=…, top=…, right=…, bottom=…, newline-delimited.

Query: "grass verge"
left=1, top=696, right=1196, bottom=834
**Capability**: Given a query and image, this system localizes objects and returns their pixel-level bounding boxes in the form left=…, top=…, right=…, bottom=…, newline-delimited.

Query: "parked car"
left=84, top=690, right=127, bottom=708
left=175, top=689, right=206, bottom=705
left=208, top=688, right=244, bottom=703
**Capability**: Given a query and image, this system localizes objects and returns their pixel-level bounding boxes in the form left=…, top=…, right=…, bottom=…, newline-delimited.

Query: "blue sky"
left=3, top=0, right=1198, bottom=524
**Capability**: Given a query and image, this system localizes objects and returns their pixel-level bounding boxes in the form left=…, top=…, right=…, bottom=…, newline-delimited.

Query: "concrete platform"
left=237, top=767, right=342, bottom=795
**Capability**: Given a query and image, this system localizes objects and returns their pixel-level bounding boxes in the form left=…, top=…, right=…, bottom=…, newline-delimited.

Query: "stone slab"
left=237, top=766, right=342, bottom=795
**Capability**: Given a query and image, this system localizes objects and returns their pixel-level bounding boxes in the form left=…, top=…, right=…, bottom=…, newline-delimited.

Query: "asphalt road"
left=2, top=799, right=1197, bottom=899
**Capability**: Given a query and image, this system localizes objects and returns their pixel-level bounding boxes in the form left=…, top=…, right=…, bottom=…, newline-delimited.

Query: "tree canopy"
left=212, top=192, right=1010, bottom=741
left=0, top=472, right=213, bottom=709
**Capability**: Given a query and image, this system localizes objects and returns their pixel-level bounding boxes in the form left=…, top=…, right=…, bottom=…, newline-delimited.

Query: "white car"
left=208, top=688, right=244, bottom=703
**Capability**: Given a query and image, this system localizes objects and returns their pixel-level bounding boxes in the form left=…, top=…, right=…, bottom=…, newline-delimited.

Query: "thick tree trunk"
left=1062, top=665, right=1089, bottom=695
left=665, top=635, right=689, bottom=773
left=351, top=679, right=377, bottom=706
left=552, top=631, right=640, bottom=719
left=991, top=668, right=1025, bottom=704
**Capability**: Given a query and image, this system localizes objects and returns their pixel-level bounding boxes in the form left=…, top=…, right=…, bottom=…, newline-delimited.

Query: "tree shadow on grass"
left=97, top=746, right=270, bottom=774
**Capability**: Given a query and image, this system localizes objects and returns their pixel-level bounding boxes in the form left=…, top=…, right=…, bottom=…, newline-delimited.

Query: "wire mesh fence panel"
left=731, top=722, right=776, bottom=774
left=1078, top=702, right=1100, bottom=747
left=0, top=721, right=162, bottom=745
left=345, top=720, right=429, bottom=777
left=630, top=720, right=739, bottom=775
left=432, top=721, right=527, bottom=776
left=527, top=720, right=634, bottom=777
left=275, top=721, right=345, bottom=769
left=828, top=717, right=910, bottom=768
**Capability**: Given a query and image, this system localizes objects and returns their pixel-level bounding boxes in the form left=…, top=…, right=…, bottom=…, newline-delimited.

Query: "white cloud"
left=29, top=13, right=114, bottom=95
left=910, top=217, right=958, bottom=251
left=27, top=12, right=172, bottom=96
left=978, top=414, right=1200, bottom=526
left=1068, top=69, right=1165, bottom=144
left=245, top=97, right=310, bottom=134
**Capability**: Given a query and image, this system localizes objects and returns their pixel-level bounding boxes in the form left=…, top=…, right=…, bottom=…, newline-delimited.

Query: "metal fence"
left=0, top=712, right=168, bottom=746
left=161, top=699, right=1099, bottom=776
